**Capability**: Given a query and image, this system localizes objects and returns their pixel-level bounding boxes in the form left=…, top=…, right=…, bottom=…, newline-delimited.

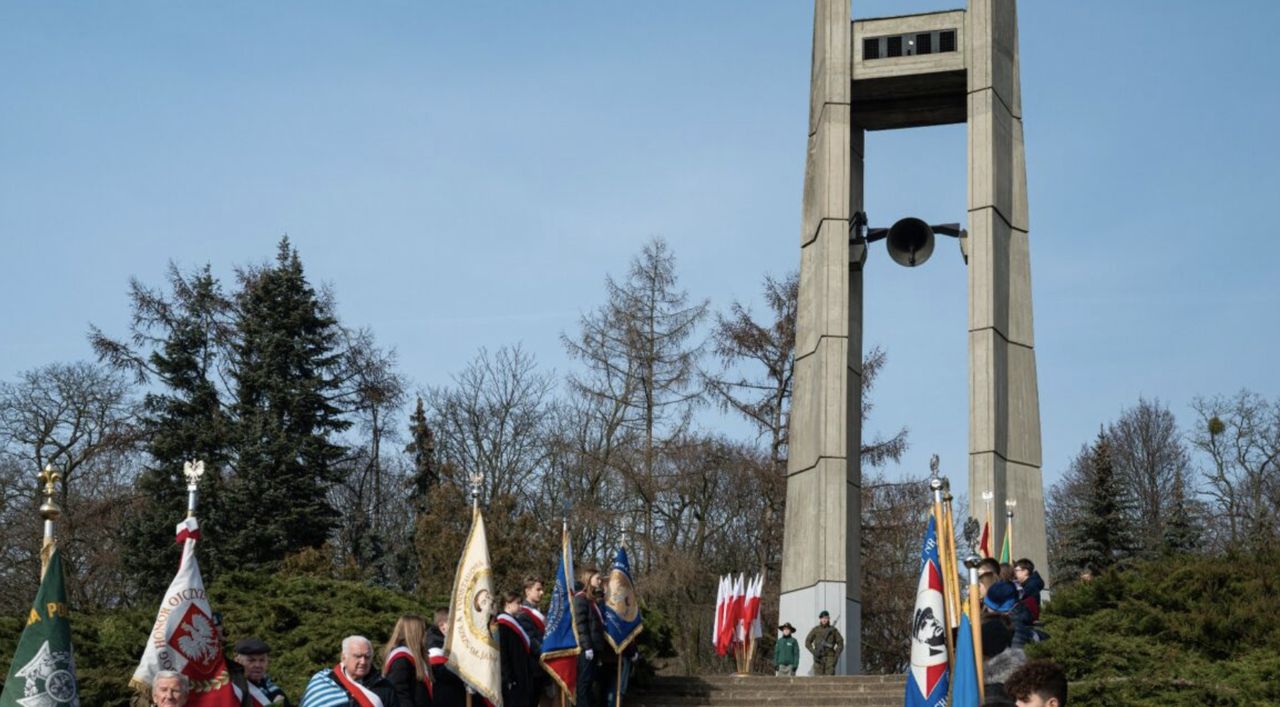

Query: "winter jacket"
left=773, top=635, right=799, bottom=669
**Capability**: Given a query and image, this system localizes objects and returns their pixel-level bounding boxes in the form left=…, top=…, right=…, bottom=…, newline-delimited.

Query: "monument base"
left=778, top=581, right=861, bottom=675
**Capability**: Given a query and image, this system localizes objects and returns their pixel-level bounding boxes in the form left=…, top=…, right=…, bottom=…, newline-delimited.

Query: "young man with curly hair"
left=1003, top=659, right=1068, bottom=707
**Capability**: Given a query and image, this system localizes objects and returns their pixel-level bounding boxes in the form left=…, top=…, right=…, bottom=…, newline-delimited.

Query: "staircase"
left=625, top=674, right=907, bottom=706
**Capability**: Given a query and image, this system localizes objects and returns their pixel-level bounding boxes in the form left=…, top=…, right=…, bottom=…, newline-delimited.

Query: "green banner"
left=0, top=546, right=79, bottom=707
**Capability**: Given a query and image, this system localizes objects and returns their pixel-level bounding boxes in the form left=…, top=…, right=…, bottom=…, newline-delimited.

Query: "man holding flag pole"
left=1, top=465, right=80, bottom=707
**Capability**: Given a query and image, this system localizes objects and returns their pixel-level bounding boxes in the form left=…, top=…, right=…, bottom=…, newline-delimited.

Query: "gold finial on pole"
left=183, top=460, right=205, bottom=518
left=38, top=464, right=62, bottom=576
left=469, top=472, right=484, bottom=512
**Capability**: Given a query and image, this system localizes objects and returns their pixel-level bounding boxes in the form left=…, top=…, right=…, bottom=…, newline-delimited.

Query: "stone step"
left=625, top=674, right=907, bottom=707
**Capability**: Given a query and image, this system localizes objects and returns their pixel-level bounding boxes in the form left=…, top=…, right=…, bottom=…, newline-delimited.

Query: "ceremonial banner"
left=999, top=526, right=1012, bottom=564
left=602, top=547, right=642, bottom=652
left=904, top=515, right=949, bottom=707
left=445, top=508, right=501, bottom=706
left=131, top=518, right=238, bottom=706
left=1, top=547, right=79, bottom=707
left=950, top=611, right=981, bottom=707
left=979, top=521, right=991, bottom=558
left=539, top=524, right=580, bottom=700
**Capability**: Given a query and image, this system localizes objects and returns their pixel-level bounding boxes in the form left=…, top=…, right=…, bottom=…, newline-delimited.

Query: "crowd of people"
left=141, top=558, right=1058, bottom=706
left=965, top=555, right=1059, bottom=706
left=142, top=567, right=635, bottom=707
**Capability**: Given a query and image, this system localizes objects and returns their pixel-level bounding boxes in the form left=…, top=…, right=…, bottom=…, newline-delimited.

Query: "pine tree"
left=1162, top=468, right=1200, bottom=555
left=93, top=265, right=236, bottom=595
left=1062, top=431, right=1138, bottom=575
left=224, top=238, right=350, bottom=571
left=406, top=396, right=438, bottom=513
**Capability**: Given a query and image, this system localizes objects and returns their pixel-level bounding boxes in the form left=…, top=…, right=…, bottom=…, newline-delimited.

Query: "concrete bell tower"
left=779, top=0, right=1045, bottom=675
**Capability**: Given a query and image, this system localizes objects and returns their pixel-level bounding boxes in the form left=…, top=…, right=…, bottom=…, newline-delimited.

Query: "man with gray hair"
left=299, top=635, right=399, bottom=707
left=151, top=670, right=189, bottom=707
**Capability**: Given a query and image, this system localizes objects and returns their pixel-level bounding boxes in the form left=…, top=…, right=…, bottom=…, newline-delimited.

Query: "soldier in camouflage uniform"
left=804, top=610, right=844, bottom=675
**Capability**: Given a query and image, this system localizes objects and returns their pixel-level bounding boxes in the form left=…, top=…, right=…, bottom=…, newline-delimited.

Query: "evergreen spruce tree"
left=1063, top=431, right=1138, bottom=575
left=406, top=396, right=438, bottom=513
left=224, top=238, right=350, bottom=571
left=94, top=265, right=235, bottom=596
left=1162, top=468, right=1200, bottom=555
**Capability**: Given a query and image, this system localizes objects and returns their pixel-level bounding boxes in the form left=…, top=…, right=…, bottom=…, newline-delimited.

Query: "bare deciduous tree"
left=1108, top=397, right=1193, bottom=555
left=0, top=362, right=142, bottom=609
left=1191, top=391, right=1280, bottom=551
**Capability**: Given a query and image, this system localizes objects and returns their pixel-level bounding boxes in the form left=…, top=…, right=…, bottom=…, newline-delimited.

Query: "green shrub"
left=1029, top=552, right=1280, bottom=706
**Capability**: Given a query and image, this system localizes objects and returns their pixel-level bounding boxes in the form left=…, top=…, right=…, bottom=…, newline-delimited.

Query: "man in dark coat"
left=427, top=610, right=466, bottom=707
left=299, top=636, right=399, bottom=707
left=234, top=638, right=291, bottom=706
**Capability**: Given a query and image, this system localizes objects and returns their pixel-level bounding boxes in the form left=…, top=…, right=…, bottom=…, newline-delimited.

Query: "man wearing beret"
left=234, top=637, right=291, bottom=705
left=804, top=610, right=844, bottom=675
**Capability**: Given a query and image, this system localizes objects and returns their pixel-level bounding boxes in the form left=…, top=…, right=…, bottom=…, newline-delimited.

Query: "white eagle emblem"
left=168, top=605, right=219, bottom=668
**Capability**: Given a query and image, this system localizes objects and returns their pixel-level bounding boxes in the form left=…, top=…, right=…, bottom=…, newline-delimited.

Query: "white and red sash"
left=497, top=613, right=531, bottom=652
left=332, top=664, right=384, bottom=707
left=520, top=605, right=546, bottom=633
left=384, top=645, right=433, bottom=699
left=232, top=680, right=272, bottom=707
left=427, top=646, right=448, bottom=668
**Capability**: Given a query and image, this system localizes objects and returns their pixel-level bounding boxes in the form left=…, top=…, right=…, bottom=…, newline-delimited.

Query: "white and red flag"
left=712, top=575, right=727, bottom=656
left=130, top=517, right=238, bottom=706
left=743, top=574, right=763, bottom=640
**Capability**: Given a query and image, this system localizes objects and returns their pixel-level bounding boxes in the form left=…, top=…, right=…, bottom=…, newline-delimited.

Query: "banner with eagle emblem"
left=130, top=517, right=237, bottom=706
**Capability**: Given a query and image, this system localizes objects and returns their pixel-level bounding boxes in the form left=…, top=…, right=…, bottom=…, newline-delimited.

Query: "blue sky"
left=2, top=1, right=1277, bottom=497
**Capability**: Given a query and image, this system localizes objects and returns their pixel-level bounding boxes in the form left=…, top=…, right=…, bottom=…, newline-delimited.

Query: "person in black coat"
left=498, top=591, right=533, bottom=707
left=427, top=609, right=467, bottom=707
left=516, top=576, right=548, bottom=706
left=383, top=614, right=433, bottom=707
left=573, top=570, right=607, bottom=707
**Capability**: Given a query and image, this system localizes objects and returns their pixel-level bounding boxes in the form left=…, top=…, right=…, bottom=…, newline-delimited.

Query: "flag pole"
left=615, top=657, right=623, bottom=707
left=981, top=490, right=994, bottom=556
left=37, top=464, right=62, bottom=578
left=927, top=473, right=955, bottom=675
left=963, top=554, right=986, bottom=702
left=941, top=479, right=963, bottom=634
left=1005, top=499, right=1017, bottom=561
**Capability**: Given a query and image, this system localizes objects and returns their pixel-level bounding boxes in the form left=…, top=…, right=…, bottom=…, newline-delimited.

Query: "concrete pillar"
left=966, top=0, right=1048, bottom=579
left=779, top=0, right=862, bottom=675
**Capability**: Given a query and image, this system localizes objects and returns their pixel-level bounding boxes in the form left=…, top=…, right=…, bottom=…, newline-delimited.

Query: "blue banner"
left=539, top=525, right=580, bottom=697
left=904, top=515, right=949, bottom=707
left=603, top=546, right=643, bottom=652
left=951, top=611, right=981, bottom=707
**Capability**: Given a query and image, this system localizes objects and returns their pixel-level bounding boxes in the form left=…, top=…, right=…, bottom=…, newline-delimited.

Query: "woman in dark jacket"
left=383, top=614, right=433, bottom=706
left=572, top=570, right=606, bottom=707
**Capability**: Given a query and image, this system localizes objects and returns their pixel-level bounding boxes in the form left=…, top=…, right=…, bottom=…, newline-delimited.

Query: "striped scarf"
left=299, top=666, right=383, bottom=707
